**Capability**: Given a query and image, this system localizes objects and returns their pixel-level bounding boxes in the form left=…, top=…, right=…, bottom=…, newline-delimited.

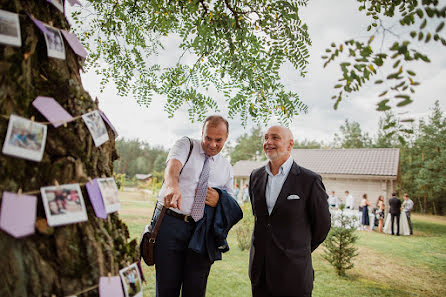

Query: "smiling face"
left=201, top=121, right=228, bottom=156
left=263, top=126, right=294, bottom=164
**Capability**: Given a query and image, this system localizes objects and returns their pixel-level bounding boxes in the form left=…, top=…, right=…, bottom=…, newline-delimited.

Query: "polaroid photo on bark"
left=50, top=0, right=64, bottom=13
left=43, top=24, right=65, bottom=59
left=119, top=263, right=143, bottom=297
left=0, top=9, right=21, bottom=47
left=97, top=177, right=120, bottom=213
left=40, top=183, right=88, bottom=227
left=82, top=110, right=109, bottom=147
left=2, top=114, right=47, bottom=162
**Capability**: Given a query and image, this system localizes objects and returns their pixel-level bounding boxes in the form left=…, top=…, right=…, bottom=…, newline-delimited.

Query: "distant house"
left=135, top=174, right=153, bottom=182
left=232, top=148, right=400, bottom=208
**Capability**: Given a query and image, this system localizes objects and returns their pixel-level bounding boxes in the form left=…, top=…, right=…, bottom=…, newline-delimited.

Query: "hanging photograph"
left=0, top=9, right=21, bottom=47
left=97, top=177, right=121, bottom=213
left=119, top=263, right=143, bottom=297
left=40, top=183, right=88, bottom=227
left=82, top=110, right=109, bottom=147
left=2, top=114, right=47, bottom=162
left=50, top=0, right=64, bottom=13
left=43, top=24, right=65, bottom=59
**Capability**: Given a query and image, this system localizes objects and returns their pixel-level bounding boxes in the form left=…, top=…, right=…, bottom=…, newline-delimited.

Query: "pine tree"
left=322, top=208, right=359, bottom=276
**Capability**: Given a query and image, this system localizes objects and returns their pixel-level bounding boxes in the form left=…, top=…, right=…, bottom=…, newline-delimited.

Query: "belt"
left=165, top=209, right=194, bottom=223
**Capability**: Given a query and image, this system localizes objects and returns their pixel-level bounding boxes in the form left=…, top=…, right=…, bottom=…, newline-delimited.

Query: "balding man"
left=248, top=125, right=331, bottom=297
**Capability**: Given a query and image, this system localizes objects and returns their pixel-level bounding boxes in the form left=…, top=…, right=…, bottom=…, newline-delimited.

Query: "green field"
left=119, top=190, right=446, bottom=297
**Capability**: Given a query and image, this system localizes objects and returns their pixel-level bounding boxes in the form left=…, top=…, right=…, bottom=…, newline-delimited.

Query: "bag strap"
left=149, top=137, right=194, bottom=240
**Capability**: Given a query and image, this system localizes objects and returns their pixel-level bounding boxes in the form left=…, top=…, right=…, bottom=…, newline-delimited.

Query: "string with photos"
left=1, top=3, right=138, bottom=297
left=0, top=112, right=83, bottom=127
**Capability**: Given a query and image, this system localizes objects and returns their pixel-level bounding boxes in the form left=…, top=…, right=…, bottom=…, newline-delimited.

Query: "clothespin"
left=108, top=272, right=112, bottom=283
left=29, top=116, right=35, bottom=129
left=54, top=180, right=60, bottom=189
left=88, top=177, right=92, bottom=184
left=49, top=21, right=53, bottom=27
left=18, top=188, right=22, bottom=196
left=63, top=121, right=67, bottom=128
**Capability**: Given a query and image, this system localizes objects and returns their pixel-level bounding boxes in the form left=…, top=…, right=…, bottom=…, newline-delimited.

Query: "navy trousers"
left=154, top=213, right=212, bottom=297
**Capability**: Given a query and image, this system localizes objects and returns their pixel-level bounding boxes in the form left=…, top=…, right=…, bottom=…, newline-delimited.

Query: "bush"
left=234, top=203, right=254, bottom=251
left=322, top=209, right=359, bottom=276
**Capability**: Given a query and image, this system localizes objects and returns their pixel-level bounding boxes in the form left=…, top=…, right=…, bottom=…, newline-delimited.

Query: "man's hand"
left=205, top=187, right=219, bottom=207
left=164, top=185, right=182, bottom=209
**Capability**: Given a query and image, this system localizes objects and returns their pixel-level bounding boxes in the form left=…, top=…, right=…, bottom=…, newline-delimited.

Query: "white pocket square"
left=287, top=194, right=300, bottom=200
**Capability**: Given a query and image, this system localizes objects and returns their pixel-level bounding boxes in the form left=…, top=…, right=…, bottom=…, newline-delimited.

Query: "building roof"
left=135, top=174, right=153, bottom=180
left=233, top=148, right=400, bottom=177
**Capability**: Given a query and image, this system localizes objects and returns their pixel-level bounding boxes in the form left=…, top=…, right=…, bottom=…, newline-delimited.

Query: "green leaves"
left=72, top=0, right=312, bottom=125
left=324, top=0, right=445, bottom=114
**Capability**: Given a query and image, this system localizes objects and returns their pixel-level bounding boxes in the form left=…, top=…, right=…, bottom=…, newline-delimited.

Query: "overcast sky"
left=79, top=0, right=445, bottom=149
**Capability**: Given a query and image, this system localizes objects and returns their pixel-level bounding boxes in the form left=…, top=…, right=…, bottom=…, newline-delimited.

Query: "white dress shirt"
left=346, top=194, right=355, bottom=209
left=328, top=195, right=339, bottom=207
left=158, top=137, right=234, bottom=215
left=265, top=155, right=294, bottom=215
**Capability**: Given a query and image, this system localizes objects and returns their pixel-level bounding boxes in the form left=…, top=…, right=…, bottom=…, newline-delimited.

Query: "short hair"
left=363, top=193, right=368, bottom=199
left=392, top=192, right=397, bottom=196
left=345, top=190, right=349, bottom=194
left=203, top=115, right=229, bottom=134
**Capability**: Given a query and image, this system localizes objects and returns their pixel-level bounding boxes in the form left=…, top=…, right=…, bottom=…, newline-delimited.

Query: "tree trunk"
left=0, top=1, right=136, bottom=296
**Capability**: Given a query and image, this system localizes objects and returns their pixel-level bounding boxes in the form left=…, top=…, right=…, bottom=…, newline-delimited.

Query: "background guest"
left=389, top=192, right=402, bottom=236
left=345, top=190, right=355, bottom=210
left=375, top=195, right=385, bottom=233
left=402, top=193, right=414, bottom=235
left=328, top=191, right=339, bottom=208
left=360, top=193, right=371, bottom=231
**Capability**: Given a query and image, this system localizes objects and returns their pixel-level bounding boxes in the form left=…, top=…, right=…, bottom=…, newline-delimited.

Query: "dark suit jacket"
left=249, top=162, right=331, bottom=296
left=389, top=197, right=402, bottom=215
left=188, top=189, right=243, bottom=263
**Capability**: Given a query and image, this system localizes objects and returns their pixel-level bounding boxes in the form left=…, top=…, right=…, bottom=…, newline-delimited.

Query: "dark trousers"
left=406, top=211, right=413, bottom=235
left=154, top=213, right=212, bottom=297
left=391, top=213, right=400, bottom=235
left=252, top=268, right=311, bottom=297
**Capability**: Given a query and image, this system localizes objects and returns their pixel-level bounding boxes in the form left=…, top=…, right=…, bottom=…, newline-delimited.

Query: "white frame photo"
left=97, top=177, right=120, bottom=213
left=82, top=110, right=109, bottom=147
left=43, top=24, right=66, bottom=60
left=2, top=114, right=47, bottom=162
left=0, top=9, right=21, bottom=47
left=40, top=183, right=88, bottom=227
left=119, top=263, right=143, bottom=297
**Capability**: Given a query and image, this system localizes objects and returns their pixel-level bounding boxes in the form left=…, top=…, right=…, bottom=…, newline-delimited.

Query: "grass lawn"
left=118, top=190, right=446, bottom=297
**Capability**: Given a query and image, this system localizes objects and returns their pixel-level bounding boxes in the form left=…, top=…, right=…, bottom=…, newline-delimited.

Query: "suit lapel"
left=255, top=167, right=269, bottom=217
left=270, top=162, right=300, bottom=217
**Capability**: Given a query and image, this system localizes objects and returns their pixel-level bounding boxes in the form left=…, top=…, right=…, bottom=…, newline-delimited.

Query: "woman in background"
left=360, top=193, right=371, bottom=231
left=376, top=195, right=385, bottom=233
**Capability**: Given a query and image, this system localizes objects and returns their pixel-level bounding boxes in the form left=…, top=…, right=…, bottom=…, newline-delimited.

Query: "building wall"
left=322, top=176, right=396, bottom=209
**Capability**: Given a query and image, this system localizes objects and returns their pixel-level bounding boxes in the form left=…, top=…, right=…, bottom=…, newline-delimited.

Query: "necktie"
left=191, top=155, right=210, bottom=221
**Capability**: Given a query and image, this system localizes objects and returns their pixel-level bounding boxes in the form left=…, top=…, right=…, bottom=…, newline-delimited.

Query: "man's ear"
left=289, top=139, right=294, bottom=150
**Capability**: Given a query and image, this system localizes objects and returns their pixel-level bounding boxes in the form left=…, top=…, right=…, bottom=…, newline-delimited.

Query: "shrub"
left=234, top=203, right=254, bottom=251
left=322, top=209, right=359, bottom=276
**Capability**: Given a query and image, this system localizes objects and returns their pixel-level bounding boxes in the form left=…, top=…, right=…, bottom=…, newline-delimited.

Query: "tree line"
left=228, top=101, right=445, bottom=215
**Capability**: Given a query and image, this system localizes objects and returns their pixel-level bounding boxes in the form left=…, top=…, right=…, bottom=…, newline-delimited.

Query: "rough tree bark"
left=0, top=1, right=137, bottom=296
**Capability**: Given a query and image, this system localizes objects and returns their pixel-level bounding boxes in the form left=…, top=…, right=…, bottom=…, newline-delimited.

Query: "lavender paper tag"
left=32, top=96, right=73, bottom=128
left=0, top=192, right=37, bottom=238
left=86, top=179, right=107, bottom=219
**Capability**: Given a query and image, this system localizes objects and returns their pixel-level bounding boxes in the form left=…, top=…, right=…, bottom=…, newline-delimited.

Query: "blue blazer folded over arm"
left=188, top=188, right=243, bottom=263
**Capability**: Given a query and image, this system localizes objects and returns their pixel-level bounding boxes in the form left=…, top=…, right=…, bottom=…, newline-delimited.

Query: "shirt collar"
left=265, top=155, right=294, bottom=177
